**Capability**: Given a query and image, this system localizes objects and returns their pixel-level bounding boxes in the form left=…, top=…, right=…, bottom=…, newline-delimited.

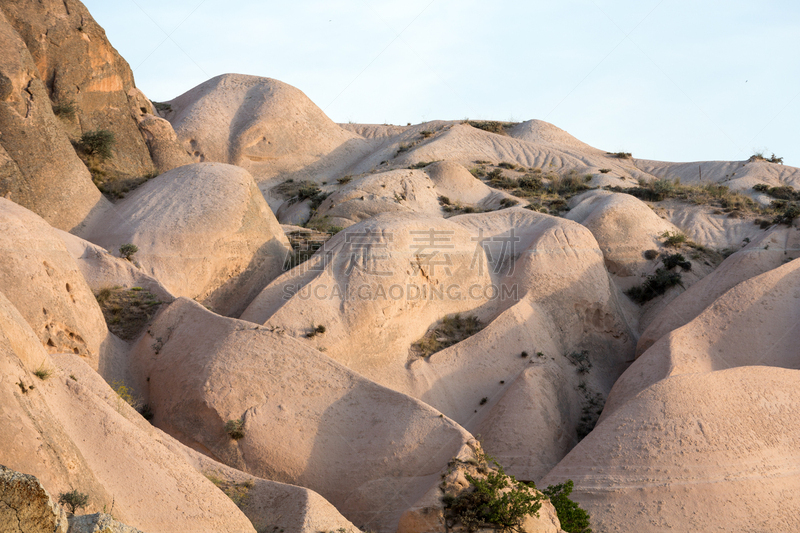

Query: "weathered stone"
left=0, top=464, right=68, bottom=533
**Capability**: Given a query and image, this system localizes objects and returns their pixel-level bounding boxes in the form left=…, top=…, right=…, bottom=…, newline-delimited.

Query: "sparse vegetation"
left=283, top=229, right=334, bottom=270
left=566, top=350, right=592, bottom=375
left=577, top=387, right=605, bottom=441
left=305, top=324, right=327, bottom=338
left=409, top=161, right=436, bottom=169
left=752, top=183, right=800, bottom=201
left=337, top=175, right=353, bottom=185
left=205, top=473, right=254, bottom=509
left=33, top=362, right=52, bottom=380
left=499, top=198, right=519, bottom=208
left=470, top=166, right=487, bottom=178
left=607, top=152, right=632, bottom=159
left=643, top=249, right=659, bottom=260
left=80, top=129, right=116, bottom=161
left=773, top=203, right=800, bottom=226
left=225, top=419, right=246, bottom=440
left=414, top=314, right=483, bottom=357
left=119, top=243, right=139, bottom=261
left=52, top=101, right=76, bottom=119
left=59, top=490, right=89, bottom=515
left=517, top=174, right=543, bottom=192
left=95, top=286, right=163, bottom=340
left=305, top=217, right=344, bottom=235
left=661, top=252, right=691, bottom=271
left=607, top=178, right=763, bottom=217
left=750, top=152, right=783, bottom=164
left=420, top=130, right=434, bottom=138
left=274, top=180, right=329, bottom=210
left=112, top=380, right=144, bottom=412
left=625, top=268, right=684, bottom=304
left=152, top=101, right=173, bottom=113
left=598, top=168, right=611, bottom=174
left=397, top=142, right=413, bottom=154
left=467, top=121, right=518, bottom=135
left=542, top=480, right=592, bottom=533
left=661, top=231, right=687, bottom=247
left=92, top=170, right=158, bottom=201
left=440, top=199, right=486, bottom=216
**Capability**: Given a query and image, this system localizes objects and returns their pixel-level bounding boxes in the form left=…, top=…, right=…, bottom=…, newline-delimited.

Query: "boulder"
left=0, top=464, right=69, bottom=533
left=86, top=163, right=291, bottom=317
left=166, top=74, right=358, bottom=183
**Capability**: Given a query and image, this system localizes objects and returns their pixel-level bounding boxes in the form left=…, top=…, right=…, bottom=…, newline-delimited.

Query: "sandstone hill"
left=0, top=1, right=798, bottom=532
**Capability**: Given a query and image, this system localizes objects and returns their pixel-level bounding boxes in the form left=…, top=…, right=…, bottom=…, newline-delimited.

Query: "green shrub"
left=467, top=121, right=512, bottom=135
left=470, top=166, right=487, bottom=178
left=337, top=176, right=353, bottom=185
left=750, top=152, right=783, bottom=164
left=33, top=363, right=52, bottom=380
left=498, top=162, right=517, bottom=170
left=152, top=101, right=173, bottom=112
left=58, top=490, right=89, bottom=514
left=773, top=203, right=800, bottom=226
left=80, top=129, right=116, bottom=161
left=499, top=198, right=519, bottom=208
left=566, top=350, right=592, bottom=374
left=445, top=461, right=542, bottom=532
left=598, top=168, right=611, bottom=174
left=625, top=268, right=684, bottom=304
left=119, top=243, right=138, bottom=261
left=542, top=481, right=592, bottom=533
left=420, top=130, right=434, bottom=138
left=225, top=419, right=245, bottom=440
left=752, top=184, right=800, bottom=201
left=607, top=151, right=632, bottom=159
left=518, top=174, right=542, bottom=191
left=52, top=101, right=76, bottom=119
left=415, top=314, right=483, bottom=357
left=112, top=381, right=144, bottom=412
left=643, top=249, right=659, bottom=260
left=661, top=231, right=687, bottom=247
left=661, top=252, right=691, bottom=271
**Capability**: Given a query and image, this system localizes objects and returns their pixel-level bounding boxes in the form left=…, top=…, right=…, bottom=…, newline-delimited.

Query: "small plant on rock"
left=225, top=419, right=245, bottom=440
left=625, top=268, right=684, bottom=304
left=661, top=231, right=687, bottom=247
left=119, top=243, right=139, bottom=261
left=59, top=490, right=89, bottom=515
left=80, top=129, right=116, bottom=161
left=52, top=101, right=76, bottom=119
left=661, top=252, right=692, bottom=271
left=33, top=362, right=52, bottom=380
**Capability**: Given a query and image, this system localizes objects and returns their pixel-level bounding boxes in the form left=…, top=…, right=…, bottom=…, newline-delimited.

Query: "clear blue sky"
left=84, top=0, right=800, bottom=166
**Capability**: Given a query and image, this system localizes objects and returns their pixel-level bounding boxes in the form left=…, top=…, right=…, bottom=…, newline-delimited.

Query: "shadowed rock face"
left=0, top=0, right=157, bottom=181
left=0, top=8, right=110, bottom=233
